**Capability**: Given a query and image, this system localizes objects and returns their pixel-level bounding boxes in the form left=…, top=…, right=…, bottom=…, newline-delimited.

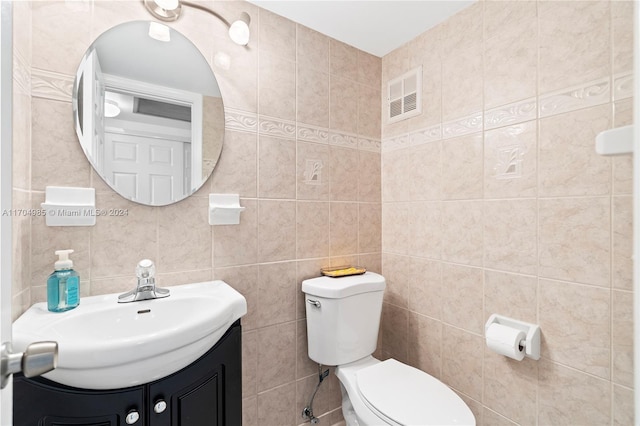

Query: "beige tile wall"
left=11, top=0, right=637, bottom=425
left=11, top=1, right=382, bottom=424
left=11, top=0, right=32, bottom=318
left=381, top=1, right=634, bottom=425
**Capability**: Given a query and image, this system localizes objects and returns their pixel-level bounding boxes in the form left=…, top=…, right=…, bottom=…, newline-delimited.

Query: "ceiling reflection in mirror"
left=73, top=21, right=224, bottom=206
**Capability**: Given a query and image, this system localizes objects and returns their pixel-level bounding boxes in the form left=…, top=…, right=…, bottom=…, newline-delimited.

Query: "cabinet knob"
left=154, top=399, right=167, bottom=414
left=125, top=410, right=140, bottom=424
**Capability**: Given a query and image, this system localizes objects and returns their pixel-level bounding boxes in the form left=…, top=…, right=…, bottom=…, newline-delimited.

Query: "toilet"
left=302, top=272, right=475, bottom=426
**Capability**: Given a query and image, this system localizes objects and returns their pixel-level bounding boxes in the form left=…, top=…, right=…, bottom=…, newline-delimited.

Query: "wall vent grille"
left=387, top=66, right=422, bottom=123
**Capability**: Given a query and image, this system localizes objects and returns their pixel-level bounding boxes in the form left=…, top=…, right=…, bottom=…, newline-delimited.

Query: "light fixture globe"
left=228, top=12, right=251, bottom=46
left=142, top=0, right=251, bottom=46
left=143, top=0, right=182, bottom=22
left=154, top=0, right=179, bottom=9
left=104, top=100, right=121, bottom=118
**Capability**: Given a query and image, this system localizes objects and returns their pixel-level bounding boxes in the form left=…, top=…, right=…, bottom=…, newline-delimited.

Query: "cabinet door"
left=157, top=372, right=221, bottom=425
left=13, top=375, right=145, bottom=426
left=149, top=323, right=242, bottom=426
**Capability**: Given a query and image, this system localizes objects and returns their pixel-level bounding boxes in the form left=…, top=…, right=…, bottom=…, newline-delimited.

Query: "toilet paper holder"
left=485, top=314, right=540, bottom=360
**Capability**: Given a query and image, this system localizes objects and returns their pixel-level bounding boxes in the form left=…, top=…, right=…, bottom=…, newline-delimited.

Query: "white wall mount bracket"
left=208, top=194, right=245, bottom=225
left=41, top=186, right=96, bottom=227
left=595, top=125, right=633, bottom=156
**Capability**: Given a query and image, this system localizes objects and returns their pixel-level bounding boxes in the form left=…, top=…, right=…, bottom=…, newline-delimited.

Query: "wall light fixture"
left=142, top=0, right=251, bottom=46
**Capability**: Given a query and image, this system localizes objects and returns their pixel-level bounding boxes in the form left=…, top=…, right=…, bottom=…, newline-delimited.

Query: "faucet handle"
left=136, top=259, right=156, bottom=279
left=119, top=259, right=168, bottom=303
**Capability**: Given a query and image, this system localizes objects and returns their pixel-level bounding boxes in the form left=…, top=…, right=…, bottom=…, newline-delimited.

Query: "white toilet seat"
left=336, top=357, right=476, bottom=426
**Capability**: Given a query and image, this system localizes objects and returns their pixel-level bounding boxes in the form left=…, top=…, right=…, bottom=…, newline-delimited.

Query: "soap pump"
left=47, top=249, right=80, bottom=312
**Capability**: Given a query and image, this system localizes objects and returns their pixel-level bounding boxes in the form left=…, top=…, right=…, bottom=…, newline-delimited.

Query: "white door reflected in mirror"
left=73, top=21, right=225, bottom=206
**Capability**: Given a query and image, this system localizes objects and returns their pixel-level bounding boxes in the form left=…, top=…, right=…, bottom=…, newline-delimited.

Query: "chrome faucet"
left=118, top=259, right=170, bottom=303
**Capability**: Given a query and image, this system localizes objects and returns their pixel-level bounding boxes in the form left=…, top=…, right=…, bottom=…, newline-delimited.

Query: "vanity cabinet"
left=13, top=320, right=241, bottom=426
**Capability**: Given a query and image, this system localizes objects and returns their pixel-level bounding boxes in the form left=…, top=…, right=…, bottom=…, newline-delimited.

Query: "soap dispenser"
left=47, top=249, right=80, bottom=312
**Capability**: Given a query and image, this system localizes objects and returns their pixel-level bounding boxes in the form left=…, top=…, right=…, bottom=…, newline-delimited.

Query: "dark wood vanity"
left=13, top=320, right=242, bottom=426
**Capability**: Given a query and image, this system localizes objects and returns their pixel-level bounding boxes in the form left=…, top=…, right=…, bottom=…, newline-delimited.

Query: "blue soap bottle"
left=47, top=249, right=80, bottom=312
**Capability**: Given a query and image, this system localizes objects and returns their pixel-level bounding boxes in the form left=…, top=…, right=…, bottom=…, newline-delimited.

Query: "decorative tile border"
left=485, top=98, right=536, bottom=130
left=538, top=77, right=610, bottom=118
left=297, top=123, right=329, bottom=144
left=442, top=112, right=483, bottom=139
left=330, top=131, right=359, bottom=150
left=381, top=135, right=410, bottom=152
left=224, top=108, right=258, bottom=134
left=258, top=116, right=296, bottom=140
left=13, top=51, right=30, bottom=95
left=31, top=68, right=74, bottom=102
left=224, top=110, right=376, bottom=152
left=613, top=72, right=633, bottom=101
left=358, top=137, right=381, bottom=153
left=409, top=124, right=441, bottom=147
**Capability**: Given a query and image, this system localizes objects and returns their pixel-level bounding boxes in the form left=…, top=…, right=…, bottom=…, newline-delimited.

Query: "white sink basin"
left=12, top=280, right=247, bottom=390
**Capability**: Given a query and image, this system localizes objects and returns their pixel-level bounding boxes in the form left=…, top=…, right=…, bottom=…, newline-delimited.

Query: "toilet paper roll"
left=485, top=323, right=526, bottom=361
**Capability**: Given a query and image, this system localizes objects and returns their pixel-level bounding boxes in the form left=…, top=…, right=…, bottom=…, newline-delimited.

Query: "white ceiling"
left=93, top=21, right=220, bottom=96
left=247, top=0, right=475, bottom=57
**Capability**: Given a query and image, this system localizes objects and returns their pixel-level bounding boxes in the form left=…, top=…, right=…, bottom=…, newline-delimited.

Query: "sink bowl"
left=12, top=280, right=247, bottom=390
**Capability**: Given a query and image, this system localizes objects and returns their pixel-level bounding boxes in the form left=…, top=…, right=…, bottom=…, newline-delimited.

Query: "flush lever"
left=307, top=299, right=321, bottom=308
left=1, top=341, right=58, bottom=389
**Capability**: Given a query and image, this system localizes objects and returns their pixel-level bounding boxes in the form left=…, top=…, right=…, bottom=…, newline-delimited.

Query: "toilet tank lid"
left=302, top=272, right=385, bottom=298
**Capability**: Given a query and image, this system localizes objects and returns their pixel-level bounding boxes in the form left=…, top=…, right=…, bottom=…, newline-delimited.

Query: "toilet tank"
left=302, top=272, right=386, bottom=366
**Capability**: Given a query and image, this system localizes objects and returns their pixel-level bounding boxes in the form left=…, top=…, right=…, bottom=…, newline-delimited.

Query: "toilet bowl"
left=336, top=356, right=475, bottom=425
left=302, top=272, right=475, bottom=426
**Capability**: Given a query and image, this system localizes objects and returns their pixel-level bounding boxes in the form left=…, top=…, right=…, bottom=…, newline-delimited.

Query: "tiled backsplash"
left=380, top=1, right=634, bottom=425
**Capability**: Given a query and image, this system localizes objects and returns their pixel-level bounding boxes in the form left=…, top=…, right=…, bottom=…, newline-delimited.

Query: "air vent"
left=387, top=66, right=422, bottom=123
left=390, top=99, right=403, bottom=118
left=404, top=92, right=417, bottom=113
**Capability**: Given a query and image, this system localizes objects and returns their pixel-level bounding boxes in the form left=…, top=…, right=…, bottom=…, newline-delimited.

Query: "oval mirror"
left=73, top=21, right=224, bottom=206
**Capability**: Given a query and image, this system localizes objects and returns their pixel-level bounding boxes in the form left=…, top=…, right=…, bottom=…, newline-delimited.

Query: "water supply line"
left=302, top=364, right=330, bottom=424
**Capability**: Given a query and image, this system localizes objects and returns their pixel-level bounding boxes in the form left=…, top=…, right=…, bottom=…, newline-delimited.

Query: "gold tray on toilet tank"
left=320, top=266, right=367, bottom=278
